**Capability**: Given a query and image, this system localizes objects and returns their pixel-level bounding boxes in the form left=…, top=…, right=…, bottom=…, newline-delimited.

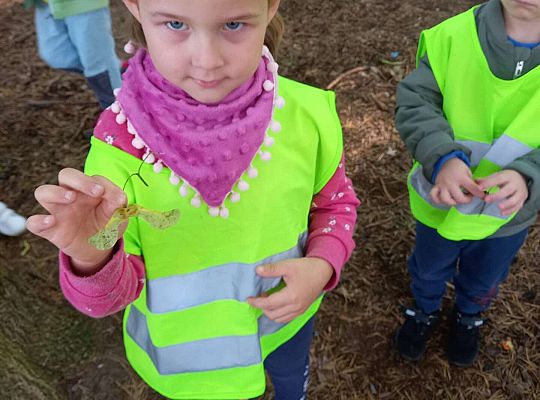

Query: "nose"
left=191, top=35, right=225, bottom=71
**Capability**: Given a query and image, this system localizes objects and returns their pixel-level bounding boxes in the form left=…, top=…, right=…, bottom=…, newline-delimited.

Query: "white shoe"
left=0, top=201, right=27, bottom=236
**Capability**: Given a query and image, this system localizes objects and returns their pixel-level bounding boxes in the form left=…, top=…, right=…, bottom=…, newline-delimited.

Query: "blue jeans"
left=34, top=1, right=121, bottom=107
left=408, top=222, right=528, bottom=314
left=255, top=317, right=314, bottom=400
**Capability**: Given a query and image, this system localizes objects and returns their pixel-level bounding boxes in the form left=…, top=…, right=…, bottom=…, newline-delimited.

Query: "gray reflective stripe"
left=483, top=201, right=508, bottom=219
left=147, top=233, right=308, bottom=314
left=411, top=165, right=507, bottom=219
left=258, top=315, right=285, bottom=336
left=127, top=296, right=321, bottom=376
left=456, top=140, right=490, bottom=167
left=455, top=197, right=507, bottom=219
left=258, top=294, right=322, bottom=337
left=409, top=167, right=450, bottom=210
left=483, top=134, right=533, bottom=167
left=127, top=306, right=262, bottom=375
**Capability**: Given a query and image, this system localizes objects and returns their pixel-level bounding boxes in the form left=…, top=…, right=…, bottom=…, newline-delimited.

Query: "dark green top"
left=24, top=0, right=108, bottom=19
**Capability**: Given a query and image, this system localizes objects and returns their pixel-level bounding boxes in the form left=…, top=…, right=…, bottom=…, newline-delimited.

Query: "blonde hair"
left=129, top=6, right=285, bottom=56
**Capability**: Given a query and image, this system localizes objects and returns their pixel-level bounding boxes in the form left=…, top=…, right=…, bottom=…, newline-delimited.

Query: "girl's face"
left=124, top=0, right=279, bottom=104
left=501, top=0, right=540, bottom=21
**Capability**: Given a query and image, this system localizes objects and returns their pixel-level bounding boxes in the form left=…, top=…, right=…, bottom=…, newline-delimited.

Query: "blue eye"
left=224, top=21, right=243, bottom=31
left=166, top=21, right=187, bottom=31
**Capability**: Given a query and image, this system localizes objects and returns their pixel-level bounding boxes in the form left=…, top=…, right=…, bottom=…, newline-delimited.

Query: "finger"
left=460, top=180, right=485, bottom=198
left=26, top=214, right=56, bottom=237
left=500, top=203, right=522, bottom=216
left=275, top=312, right=301, bottom=324
left=55, top=170, right=126, bottom=221
left=92, top=175, right=127, bottom=204
left=477, top=174, right=505, bottom=191
left=247, top=296, right=275, bottom=311
left=449, top=186, right=472, bottom=204
left=265, top=306, right=299, bottom=323
left=430, top=187, right=441, bottom=204
left=484, top=186, right=516, bottom=203
left=439, top=188, right=456, bottom=206
left=58, top=168, right=106, bottom=198
left=247, top=290, right=290, bottom=311
left=34, top=185, right=76, bottom=212
left=255, top=262, right=287, bottom=279
left=91, top=175, right=128, bottom=217
left=498, top=194, right=524, bottom=215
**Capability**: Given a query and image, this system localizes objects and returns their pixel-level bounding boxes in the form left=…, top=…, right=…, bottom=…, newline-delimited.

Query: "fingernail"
left=256, top=266, right=263, bottom=274
left=117, top=194, right=126, bottom=206
left=91, top=184, right=104, bottom=196
left=64, top=191, right=74, bottom=201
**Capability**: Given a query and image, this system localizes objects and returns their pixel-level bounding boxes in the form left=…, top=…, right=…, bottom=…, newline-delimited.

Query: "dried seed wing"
left=115, top=204, right=141, bottom=219
left=88, top=215, right=125, bottom=250
left=138, top=207, right=180, bottom=229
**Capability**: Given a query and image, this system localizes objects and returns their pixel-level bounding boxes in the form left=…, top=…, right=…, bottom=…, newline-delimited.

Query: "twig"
left=122, top=154, right=150, bottom=192
left=379, top=177, right=395, bottom=202
left=326, top=66, right=369, bottom=90
left=25, top=99, right=96, bottom=107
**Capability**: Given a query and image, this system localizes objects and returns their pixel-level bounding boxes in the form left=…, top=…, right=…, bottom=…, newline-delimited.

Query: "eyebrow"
left=225, top=13, right=261, bottom=20
left=151, top=12, right=187, bottom=20
left=150, top=11, right=261, bottom=21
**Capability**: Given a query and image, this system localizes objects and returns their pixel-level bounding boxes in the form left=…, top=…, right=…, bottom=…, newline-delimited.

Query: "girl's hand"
left=246, top=257, right=333, bottom=323
left=478, top=170, right=528, bottom=216
left=430, top=158, right=485, bottom=206
left=27, top=168, right=127, bottom=275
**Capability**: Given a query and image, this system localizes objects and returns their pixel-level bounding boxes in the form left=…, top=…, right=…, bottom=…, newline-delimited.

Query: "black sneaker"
left=395, top=306, right=439, bottom=361
left=446, top=308, right=485, bottom=368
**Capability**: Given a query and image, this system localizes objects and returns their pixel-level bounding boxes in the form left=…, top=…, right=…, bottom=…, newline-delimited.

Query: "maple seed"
left=89, top=205, right=180, bottom=250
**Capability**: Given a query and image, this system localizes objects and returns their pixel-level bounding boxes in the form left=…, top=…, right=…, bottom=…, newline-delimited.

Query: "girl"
left=27, top=0, right=360, bottom=398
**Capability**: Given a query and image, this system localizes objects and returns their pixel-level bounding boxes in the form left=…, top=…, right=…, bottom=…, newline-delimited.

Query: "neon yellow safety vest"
left=407, top=6, right=540, bottom=241
left=84, top=76, right=343, bottom=399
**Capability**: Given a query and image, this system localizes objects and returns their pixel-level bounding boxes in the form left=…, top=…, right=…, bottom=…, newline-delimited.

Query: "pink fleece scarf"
left=116, top=48, right=278, bottom=208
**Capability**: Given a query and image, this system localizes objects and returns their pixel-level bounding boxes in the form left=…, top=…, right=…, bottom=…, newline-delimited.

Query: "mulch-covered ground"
left=1, top=0, right=538, bottom=399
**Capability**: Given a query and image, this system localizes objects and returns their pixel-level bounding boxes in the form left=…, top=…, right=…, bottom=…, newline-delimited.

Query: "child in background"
left=395, top=0, right=540, bottom=367
left=0, top=202, right=26, bottom=236
left=27, top=0, right=360, bottom=398
left=24, top=0, right=121, bottom=108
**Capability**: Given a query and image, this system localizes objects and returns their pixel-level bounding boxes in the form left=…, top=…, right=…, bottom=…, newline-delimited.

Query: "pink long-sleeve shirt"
left=59, top=110, right=360, bottom=318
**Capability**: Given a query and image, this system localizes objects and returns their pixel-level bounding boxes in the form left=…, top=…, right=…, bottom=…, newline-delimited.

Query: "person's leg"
left=455, top=229, right=529, bottom=314
left=447, top=229, right=529, bottom=367
left=408, top=222, right=463, bottom=313
left=396, top=221, right=463, bottom=361
left=263, top=318, right=314, bottom=400
left=34, top=1, right=83, bottom=73
left=64, top=7, right=121, bottom=108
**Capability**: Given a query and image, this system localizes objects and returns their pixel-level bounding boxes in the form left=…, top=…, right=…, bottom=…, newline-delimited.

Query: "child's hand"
left=477, top=170, right=528, bottom=216
left=430, top=158, right=485, bottom=206
left=247, top=257, right=333, bottom=323
left=27, top=168, right=127, bottom=274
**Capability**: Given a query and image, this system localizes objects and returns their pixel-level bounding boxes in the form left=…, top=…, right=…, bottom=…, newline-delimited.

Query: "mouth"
left=193, top=78, right=224, bottom=89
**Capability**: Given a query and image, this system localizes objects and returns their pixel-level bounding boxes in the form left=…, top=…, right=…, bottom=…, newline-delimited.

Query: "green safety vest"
left=84, top=76, right=343, bottom=399
left=407, top=6, right=540, bottom=241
